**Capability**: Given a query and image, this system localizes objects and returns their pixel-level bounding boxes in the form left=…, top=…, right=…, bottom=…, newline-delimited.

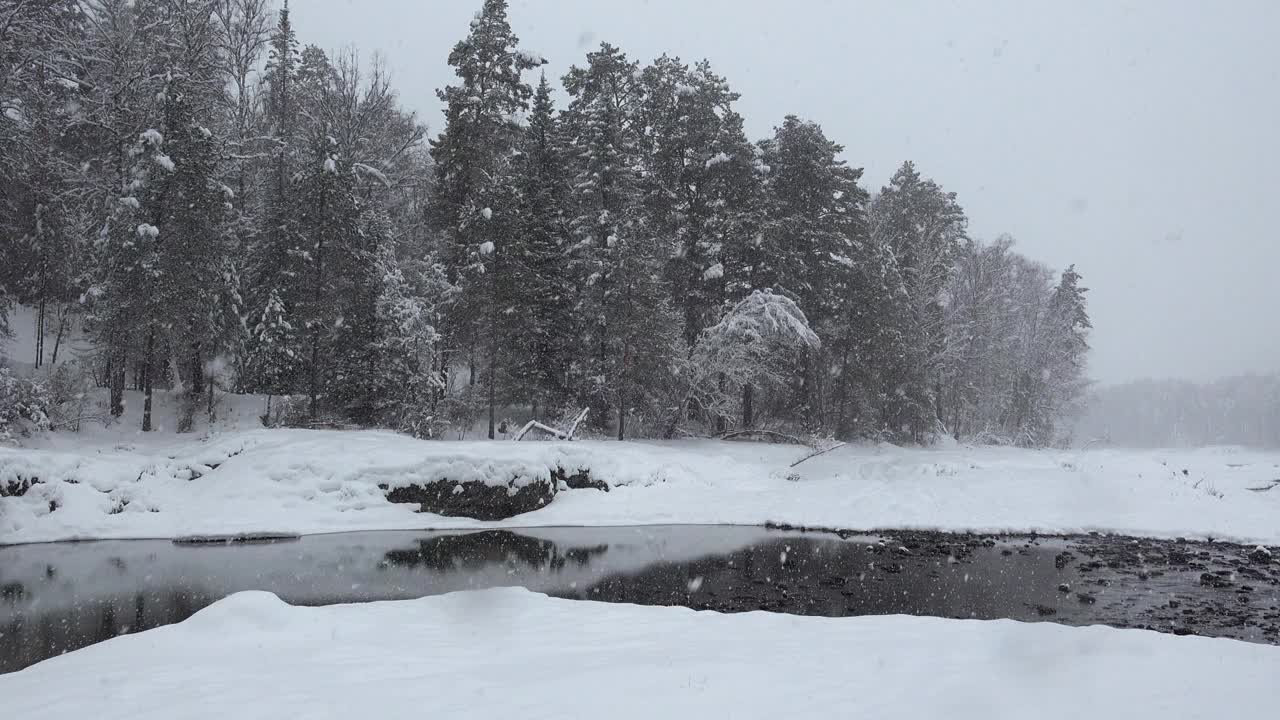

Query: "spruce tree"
left=506, top=74, right=574, bottom=414
left=428, top=0, right=541, bottom=437
left=562, top=43, right=679, bottom=438
left=869, top=161, right=967, bottom=439
left=756, top=116, right=868, bottom=429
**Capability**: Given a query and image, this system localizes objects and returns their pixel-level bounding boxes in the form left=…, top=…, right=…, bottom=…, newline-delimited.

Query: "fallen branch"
left=717, top=429, right=804, bottom=445
left=789, top=441, right=848, bottom=468
left=47, top=414, right=110, bottom=430
left=514, top=420, right=567, bottom=441
left=565, top=408, right=589, bottom=440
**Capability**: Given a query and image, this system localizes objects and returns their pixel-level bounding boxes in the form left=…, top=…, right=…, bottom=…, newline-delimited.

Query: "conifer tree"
left=428, top=0, right=541, bottom=437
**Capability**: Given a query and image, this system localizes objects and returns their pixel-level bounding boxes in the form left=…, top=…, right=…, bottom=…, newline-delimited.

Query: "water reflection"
left=2, top=526, right=1276, bottom=674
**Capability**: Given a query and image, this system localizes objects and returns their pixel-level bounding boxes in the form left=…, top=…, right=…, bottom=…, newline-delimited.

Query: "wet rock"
left=1076, top=592, right=1098, bottom=604
left=1199, top=572, right=1233, bottom=589
left=382, top=475, right=555, bottom=520
left=1057, top=583, right=1071, bottom=593
left=555, top=467, right=608, bottom=492
left=1054, top=552, right=1075, bottom=569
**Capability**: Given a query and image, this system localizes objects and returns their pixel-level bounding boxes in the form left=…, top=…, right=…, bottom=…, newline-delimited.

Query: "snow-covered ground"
left=3, top=403, right=1279, bottom=544
left=2, top=587, right=1275, bottom=719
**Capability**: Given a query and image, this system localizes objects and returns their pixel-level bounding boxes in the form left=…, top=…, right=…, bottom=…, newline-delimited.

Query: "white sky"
left=293, top=0, right=1280, bottom=385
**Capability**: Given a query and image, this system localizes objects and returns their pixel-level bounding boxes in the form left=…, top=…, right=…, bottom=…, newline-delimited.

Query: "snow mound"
left=2, top=588, right=1276, bottom=719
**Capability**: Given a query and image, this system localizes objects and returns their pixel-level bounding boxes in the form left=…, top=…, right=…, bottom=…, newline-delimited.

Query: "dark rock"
left=1057, top=583, right=1071, bottom=593
left=1199, top=572, right=1233, bottom=589
left=555, top=467, right=608, bottom=492
left=1247, top=546, right=1273, bottom=564
left=0, top=474, right=40, bottom=497
left=1030, top=604, right=1058, bottom=617
left=1076, top=592, right=1098, bottom=604
left=1168, top=600, right=1180, bottom=609
left=1054, top=552, right=1075, bottom=569
left=383, top=475, right=555, bottom=521
left=0, top=582, right=25, bottom=602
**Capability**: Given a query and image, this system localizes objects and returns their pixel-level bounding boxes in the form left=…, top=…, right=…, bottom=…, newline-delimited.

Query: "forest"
left=1076, top=374, right=1280, bottom=449
left=0, top=0, right=1091, bottom=445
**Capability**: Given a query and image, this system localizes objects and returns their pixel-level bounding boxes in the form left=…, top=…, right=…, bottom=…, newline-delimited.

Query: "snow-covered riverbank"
left=2, top=587, right=1276, bottom=719
left=3, top=423, right=1279, bottom=545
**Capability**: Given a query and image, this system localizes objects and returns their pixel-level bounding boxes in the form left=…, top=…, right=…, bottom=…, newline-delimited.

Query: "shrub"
left=0, top=367, right=52, bottom=443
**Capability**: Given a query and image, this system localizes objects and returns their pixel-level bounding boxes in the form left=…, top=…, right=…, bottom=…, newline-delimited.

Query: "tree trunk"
left=190, top=343, right=204, bottom=396
left=207, top=369, right=215, bottom=422
left=50, top=306, right=67, bottom=365
left=616, top=395, right=625, bottom=441
left=715, top=372, right=727, bottom=434
left=34, top=298, right=45, bottom=368
left=141, top=329, right=155, bottom=432
left=308, top=330, right=319, bottom=420
left=742, top=383, right=754, bottom=428
left=487, top=358, right=496, bottom=440
left=835, top=342, right=851, bottom=436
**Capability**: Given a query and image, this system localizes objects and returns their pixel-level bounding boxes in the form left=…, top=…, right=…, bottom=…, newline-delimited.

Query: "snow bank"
left=4, top=429, right=1280, bottom=545
left=2, top=588, right=1275, bottom=718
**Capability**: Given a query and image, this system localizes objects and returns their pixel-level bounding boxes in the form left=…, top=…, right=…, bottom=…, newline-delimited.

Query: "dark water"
left=2, top=526, right=1278, bottom=674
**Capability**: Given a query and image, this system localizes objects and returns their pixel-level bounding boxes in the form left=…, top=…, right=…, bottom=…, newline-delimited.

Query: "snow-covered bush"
left=41, top=361, right=97, bottom=431
left=0, top=367, right=52, bottom=442
left=660, top=290, right=820, bottom=437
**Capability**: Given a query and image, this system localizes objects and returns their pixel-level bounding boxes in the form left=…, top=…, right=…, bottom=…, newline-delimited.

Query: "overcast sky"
left=292, top=0, right=1280, bottom=385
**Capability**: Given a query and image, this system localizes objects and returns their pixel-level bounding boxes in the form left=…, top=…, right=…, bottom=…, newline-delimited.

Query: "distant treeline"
left=1075, top=375, right=1280, bottom=448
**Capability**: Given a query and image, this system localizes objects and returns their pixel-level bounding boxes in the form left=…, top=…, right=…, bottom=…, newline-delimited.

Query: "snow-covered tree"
left=561, top=42, right=681, bottom=438
left=428, top=0, right=541, bottom=437
left=868, top=161, right=967, bottom=440
left=505, top=73, right=574, bottom=414
left=754, top=116, right=869, bottom=430
left=664, top=290, right=820, bottom=437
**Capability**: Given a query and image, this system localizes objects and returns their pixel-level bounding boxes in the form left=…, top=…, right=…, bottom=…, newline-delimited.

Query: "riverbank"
left=3, top=425, right=1279, bottom=545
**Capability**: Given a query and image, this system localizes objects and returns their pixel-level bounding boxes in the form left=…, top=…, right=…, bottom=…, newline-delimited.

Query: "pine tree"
left=127, top=0, right=235, bottom=430
left=506, top=74, right=574, bottom=414
left=756, top=116, right=869, bottom=430
left=0, top=0, right=87, bottom=368
left=868, top=161, right=967, bottom=440
left=638, top=58, right=760, bottom=351
left=239, top=1, right=303, bottom=396
left=561, top=43, right=679, bottom=438
left=428, top=0, right=541, bottom=438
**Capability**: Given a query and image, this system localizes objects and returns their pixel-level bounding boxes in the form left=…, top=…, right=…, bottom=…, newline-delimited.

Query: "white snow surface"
left=3, top=398, right=1280, bottom=544
left=2, top=587, right=1276, bottom=719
